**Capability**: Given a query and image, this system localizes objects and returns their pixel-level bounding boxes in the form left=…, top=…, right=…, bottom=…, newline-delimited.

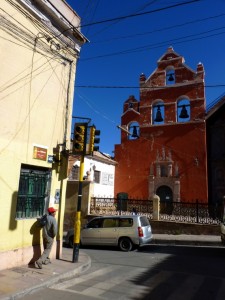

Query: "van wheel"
left=119, top=237, right=133, bottom=251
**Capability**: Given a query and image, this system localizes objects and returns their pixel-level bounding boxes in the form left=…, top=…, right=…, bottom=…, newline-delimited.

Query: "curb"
left=152, top=240, right=222, bottom=247
left=151, top=238, right=222, bottom=247
left=1, top=256, right=91, bottom=300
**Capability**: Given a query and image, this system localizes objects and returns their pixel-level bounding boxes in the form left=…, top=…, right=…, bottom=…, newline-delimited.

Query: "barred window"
left=69, top=165, right=79, bottom=180
left=16, top=165, right=51, bottom=219
left=94, top=170, right=101, bottom=183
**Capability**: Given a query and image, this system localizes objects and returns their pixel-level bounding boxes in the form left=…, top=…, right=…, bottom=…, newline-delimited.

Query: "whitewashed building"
left=69, top=151, right=116, bottom=198
left=64, top=152, right=117, bottom=230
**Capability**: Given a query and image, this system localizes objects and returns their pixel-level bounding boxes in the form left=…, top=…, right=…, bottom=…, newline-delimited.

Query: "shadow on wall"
left=29, top=221, right=42, bottom=265
left=9, top=191, right=18, bottom=231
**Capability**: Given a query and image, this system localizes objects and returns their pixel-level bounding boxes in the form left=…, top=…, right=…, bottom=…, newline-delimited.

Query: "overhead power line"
left=79, top=0, right=200, bottom=28
left=75, top=84, right=225, bottom=89
left=80, top=27, right=225, bottom=61
left=93, top=12, right=225, bottom=43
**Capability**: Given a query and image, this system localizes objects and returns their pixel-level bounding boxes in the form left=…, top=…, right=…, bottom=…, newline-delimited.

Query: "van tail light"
left=138, top=227, right=143, bottom=237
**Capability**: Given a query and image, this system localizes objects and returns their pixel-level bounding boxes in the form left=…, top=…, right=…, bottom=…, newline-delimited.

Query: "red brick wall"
left=114, top=47, right=208, bottom=203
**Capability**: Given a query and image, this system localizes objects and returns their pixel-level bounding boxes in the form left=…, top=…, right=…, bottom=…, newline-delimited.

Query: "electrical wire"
left=80, top=26, right=225, bottom=61
left=3, top=0, right=79, bottom=56
left=0, top=8, right=68, bottom=59
left=26, top=37, right=36, bottom=162
left=79, top=0, right=200, bottom=28
left=82, top=0, right=100, bottom=36
left=0, top=7, right=76, bottom=94
left=75, top=84, right=225, bottom=89
left=76, top=91, right=117, bottom=124
left=0, top=56, right=60, bottom=97
left=0, top=64, right=61, bottom=155
left=1, top=0, right=79, bottom=156
left=74, top=87, right=209, bottom=168
left=92, top=12, right=225, bottom=43
left=87, top=0, right=159, bottom=39
left=34, top=0, right=200, bottom=43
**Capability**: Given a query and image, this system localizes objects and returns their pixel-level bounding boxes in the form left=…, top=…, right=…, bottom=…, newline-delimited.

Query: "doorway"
left=156, top=185, right=173, bottom=214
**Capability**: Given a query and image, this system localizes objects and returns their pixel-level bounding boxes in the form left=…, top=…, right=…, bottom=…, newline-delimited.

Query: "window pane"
left=140, top=216, right=150, bottom=226
left=87, top=219, right=102, bottom=228
left=119, top=218, right=133, bottom=227
left=103, top=218, right=118, bottom=228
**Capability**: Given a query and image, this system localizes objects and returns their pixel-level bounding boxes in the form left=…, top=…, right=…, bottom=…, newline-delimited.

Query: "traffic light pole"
left=72, top=122, right=100, bottom=262
left=72, top=154, right=84, bottom=263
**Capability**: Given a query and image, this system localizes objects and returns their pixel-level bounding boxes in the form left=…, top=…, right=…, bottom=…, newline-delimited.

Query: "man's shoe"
left=35, top=261, right=42, bottom=269
left=43, top=258, right=51, bottom=265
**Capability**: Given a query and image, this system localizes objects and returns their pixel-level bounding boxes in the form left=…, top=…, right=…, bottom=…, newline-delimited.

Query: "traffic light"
left=73, top=123, right=87, bottom=155
left=89, top=126, right=100, bottom=153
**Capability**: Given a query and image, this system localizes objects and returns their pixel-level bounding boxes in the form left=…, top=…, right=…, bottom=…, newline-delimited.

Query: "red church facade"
left=114, top=47, right=208, bottom=203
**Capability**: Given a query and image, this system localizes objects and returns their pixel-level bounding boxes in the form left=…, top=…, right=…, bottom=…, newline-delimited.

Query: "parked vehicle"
left=221, top=222, right=225, bottom=244
left=65, top=215, right=153, bottom=251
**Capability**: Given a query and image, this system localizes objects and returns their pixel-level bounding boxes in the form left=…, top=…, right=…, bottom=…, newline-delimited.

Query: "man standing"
left=35, top=207, right=57, bottom=269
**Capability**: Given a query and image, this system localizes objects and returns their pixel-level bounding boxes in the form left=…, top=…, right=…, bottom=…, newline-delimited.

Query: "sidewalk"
left=0, top=234, right=223, bottom=300
left=0, top=248, right=91, bottom=300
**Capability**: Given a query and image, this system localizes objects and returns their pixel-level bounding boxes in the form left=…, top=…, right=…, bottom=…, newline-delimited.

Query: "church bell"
left=131, top=126, right=138, bottom=138
left=179, top=105, right=189, bottom=119
left=154, top=105, right=163, bottom=122
left=168, top=74, right=174, bottom=81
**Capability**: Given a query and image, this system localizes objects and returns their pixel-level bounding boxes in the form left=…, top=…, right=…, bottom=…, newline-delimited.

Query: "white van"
left=65, top=215, right=153, bottom=251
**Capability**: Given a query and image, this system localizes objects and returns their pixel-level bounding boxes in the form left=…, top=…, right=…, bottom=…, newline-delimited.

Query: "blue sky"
left=66, top=0, right=225, bottom=156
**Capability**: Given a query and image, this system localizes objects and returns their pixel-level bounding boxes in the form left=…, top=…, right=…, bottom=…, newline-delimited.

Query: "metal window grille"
left=16, top=167, right=51, bottom=219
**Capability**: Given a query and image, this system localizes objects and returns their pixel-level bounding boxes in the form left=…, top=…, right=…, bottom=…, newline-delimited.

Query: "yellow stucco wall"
left=0, top=0, right=83, bottom=269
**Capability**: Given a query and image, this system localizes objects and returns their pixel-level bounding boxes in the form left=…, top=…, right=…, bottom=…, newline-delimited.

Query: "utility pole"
left=73, top=154, right=84, bottom=262
left=72, top=122, right=100, bottom=262
left=72, top=123, right=87, bottom=262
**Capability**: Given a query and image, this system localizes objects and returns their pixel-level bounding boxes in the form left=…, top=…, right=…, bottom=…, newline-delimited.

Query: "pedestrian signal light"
left=73, top=123, right=87, bottom=154
left=89, top=126, right=100, bottom=153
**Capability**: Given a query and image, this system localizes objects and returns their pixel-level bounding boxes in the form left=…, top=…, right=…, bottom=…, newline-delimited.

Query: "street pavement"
left=0, top=234, right=222, bottom=300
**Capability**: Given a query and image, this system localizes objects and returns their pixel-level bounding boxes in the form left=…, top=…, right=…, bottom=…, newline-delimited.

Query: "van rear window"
left=140, top=216, right=150, bottom=226
left=119, top=218, right=133, bottom=227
